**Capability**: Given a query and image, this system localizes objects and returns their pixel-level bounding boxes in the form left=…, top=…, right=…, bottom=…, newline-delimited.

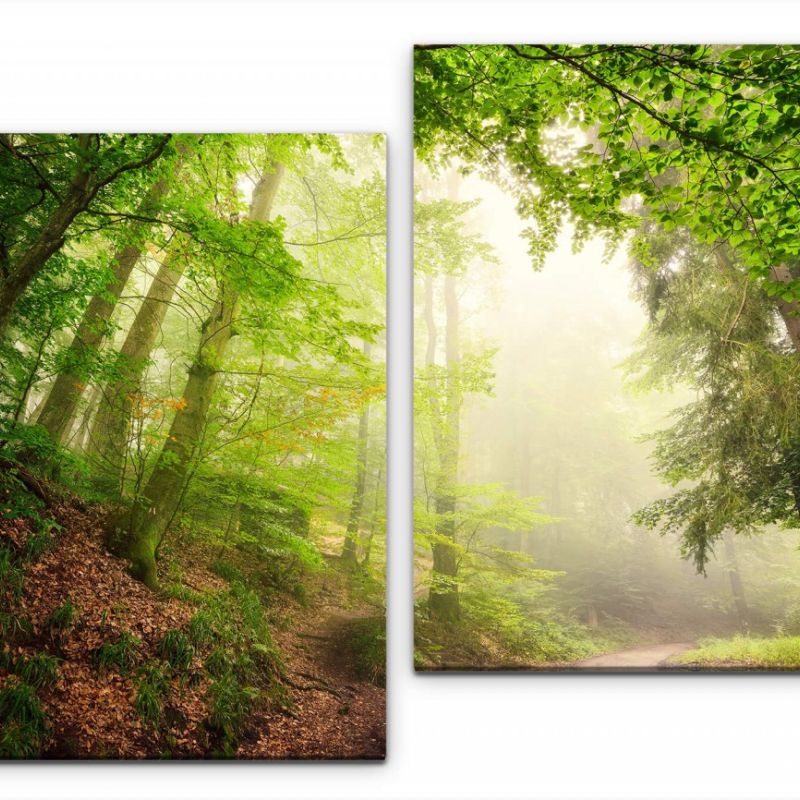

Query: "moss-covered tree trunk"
left=342, top=341, right=372, bottom=566
left=89, top=245, right=187, bottom=484
left=37, top=174, right=174, bottom=443
left=114, top=163, right=284, bottom=589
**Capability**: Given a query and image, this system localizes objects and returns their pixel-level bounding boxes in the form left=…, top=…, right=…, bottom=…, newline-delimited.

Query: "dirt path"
left=574, top=642, right=695, bottom=669
left=238, top=602, right=386, bottom=759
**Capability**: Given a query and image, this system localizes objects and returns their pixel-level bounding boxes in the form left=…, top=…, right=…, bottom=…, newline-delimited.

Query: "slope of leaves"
left=0, top=474, right=384, bottom=758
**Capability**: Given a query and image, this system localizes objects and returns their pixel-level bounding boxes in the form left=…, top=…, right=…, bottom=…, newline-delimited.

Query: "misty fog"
left=414, top=169, right=800, bottom=667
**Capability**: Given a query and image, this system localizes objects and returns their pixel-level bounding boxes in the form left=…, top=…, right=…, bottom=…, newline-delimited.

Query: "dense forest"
left=413, top=44, right=800, bottom=670
left=0, top=133, right=386, bottom=757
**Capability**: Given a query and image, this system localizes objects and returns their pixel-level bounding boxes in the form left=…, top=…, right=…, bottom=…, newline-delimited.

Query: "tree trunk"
left=722, top=531, right=750, bottom=631
left=342, top=341, right=372, bottom=566
left=112, top=163, right=284, bottom=589
left=429, top=269, right=461, bottom=621
left=88, top=245, right=187, bottom=484
left=767, top=264, right=800, bottom=352
left=714, top=245, right=800, bottom=353
left=36, top=171, right=179, bottom=444
left=361, top=463, right=383, bottom=569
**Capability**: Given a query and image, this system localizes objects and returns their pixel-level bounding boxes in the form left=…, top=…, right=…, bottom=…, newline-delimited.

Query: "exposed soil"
left=573, top=642, right=695, bottom=670
left=240, top=605, right=385, bottom=759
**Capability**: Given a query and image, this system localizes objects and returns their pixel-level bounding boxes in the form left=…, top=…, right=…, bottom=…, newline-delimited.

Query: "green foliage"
left=210, top=560, right=245, bottom=585
left=187, top=611, right=215, bottom=647
left=46, top=597, right=79, bottom=633
left=134, top=661, right=169, bottom=727
left=0, top=545, right=24, bottom=601
left=340, top=616, right=386, bottom=686
left=461, top=570, right=600, bottom=663
left=207, top=671, right=259, bottom=756
left=203, top=647, right=229, bottom=679
left=0, top=679, right=48, bottom=758
left=415, top=45, right=800, bottom=286
left=13, top=652, right=59, bottom=689
left=156, top=629, right=194, bottom=672
left=625, top=225, right=800, bottom=571
left=0, top=132, right=387, bottom=753
left=674, top=635, right=800, bottom=668
left=0, top=612, right=33, bottom=643
left=23, top=526, right=55, bottom=561
left=93, top=631, right=141, bottom=675
left=777, top=603, right=800, bottom=637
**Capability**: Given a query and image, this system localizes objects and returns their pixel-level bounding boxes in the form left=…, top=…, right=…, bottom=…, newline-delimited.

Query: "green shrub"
left=93, top=631, right=140, bottom=675
left=0, top=612, right=33, bottom=643
left=207, top=670, right=258, bottom=755
left=163, top=581, right=202, bottom=604
left=188, top=611, right=214, bottom=647
left=204, top=646, right=229, bottom=678
left=674, top=635, right=800, bottom=668
left=23, top=523, right=59, bottom=561
left=777, top=603, right=800, bottom=636
left=157, top=629, right=194, bottom=672
left=341, top=616, right=386, bottom=687
left=249, top=641, right=284, bottom=679
left=0, top=680, right=48, bottom=758
left=134, top=662, right=169, bottom=727
left=0, top=546, right=24, bottom=601
left=14, top=652, right=59, bottom=689
left=46, top=597, right=79, bottom=632
left=210, top=560, right=245, bottom=585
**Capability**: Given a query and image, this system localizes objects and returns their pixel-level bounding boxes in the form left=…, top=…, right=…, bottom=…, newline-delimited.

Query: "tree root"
left=284, top=672, right=345, bottom=699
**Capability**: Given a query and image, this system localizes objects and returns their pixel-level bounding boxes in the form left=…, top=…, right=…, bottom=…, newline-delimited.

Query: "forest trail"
left=239, top=577, right=386, bottom=759
left=574, top=642, right=695, bottom=669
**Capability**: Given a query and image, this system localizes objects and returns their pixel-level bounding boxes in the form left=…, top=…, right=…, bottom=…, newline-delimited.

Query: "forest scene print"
left=0, top=133, right=386, bottom=757
left=413, top=44, right=800, bottom=670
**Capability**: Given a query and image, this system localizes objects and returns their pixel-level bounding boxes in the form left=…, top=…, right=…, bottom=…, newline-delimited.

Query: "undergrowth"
left=0, top=678, right=49, bottom=758
left=93, top=631, right=141, bottom=675
left=341, top=616, right=386, bottom=686
left=673, top=635, right=800, bottom=668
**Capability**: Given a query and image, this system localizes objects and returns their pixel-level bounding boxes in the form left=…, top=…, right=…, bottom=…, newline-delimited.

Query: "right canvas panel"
left=413, top=44, right=800, bottom=671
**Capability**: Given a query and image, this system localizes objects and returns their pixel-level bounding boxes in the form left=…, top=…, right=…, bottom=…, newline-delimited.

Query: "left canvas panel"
left=0, top=133, right=386, bottom=759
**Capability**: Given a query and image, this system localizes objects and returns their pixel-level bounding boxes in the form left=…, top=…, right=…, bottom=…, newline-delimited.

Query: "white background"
left=2, top=1, right=800, bottom=798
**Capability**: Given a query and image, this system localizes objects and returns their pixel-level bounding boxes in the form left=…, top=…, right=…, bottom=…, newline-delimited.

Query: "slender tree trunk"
left=361, top=463, right=383, bottom=569
left=217, top=501, right=241, bottom=560
left=429, top=269, right=461, bottom=621
left=111, top=291, right=239, bottom=588
left=342, top=341, right=372, bottom=566
left=88, top=246, right=187, bottom=482
left=722, top=531, right=750, bottom=631
left=424, top=273, right=437, bottom=367
left=111, top=163, right=284, bottom=589
left=36, top=172, right=177, bottom=443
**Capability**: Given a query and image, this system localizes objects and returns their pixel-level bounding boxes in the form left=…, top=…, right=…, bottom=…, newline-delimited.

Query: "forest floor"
left=0, top=483, right=385, bottom=759
left=240, top=578, right=385, bottom=759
